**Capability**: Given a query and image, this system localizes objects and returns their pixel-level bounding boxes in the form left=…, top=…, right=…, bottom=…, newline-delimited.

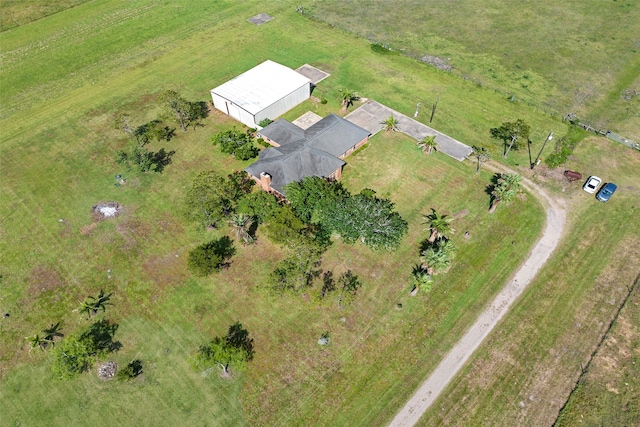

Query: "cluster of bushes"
left=257, top=177, right=406, bottom=297
left=114, top=90, right=207, bottom=173
left=183, top=173, right=406, bottom=304
left=51, top=319, right=121, bottom=380
left=24, top=291, right=144, bottom=382
left=545, top=126, right=588, bottom=168
left=211, top=128, right=259, bottom=160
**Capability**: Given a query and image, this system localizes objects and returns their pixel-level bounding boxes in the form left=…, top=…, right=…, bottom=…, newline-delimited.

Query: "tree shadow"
left=485, top=173, right=500, bottom=208
left=248, top=220, right=259, bottom=241
left=226, top=322, right=255, bottom=361
left=319, top=270, right=336, bottom=298
left=81, top=319, right=122, bottom=353
left=191, top=101, right=210, bottom=129
left=150, top=148, right=176, bottom=173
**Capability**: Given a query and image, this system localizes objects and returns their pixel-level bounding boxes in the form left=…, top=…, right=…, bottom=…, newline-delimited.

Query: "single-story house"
left=246, top=114, right=370, bottom=195
left=210, top=60, right=311, bottom=128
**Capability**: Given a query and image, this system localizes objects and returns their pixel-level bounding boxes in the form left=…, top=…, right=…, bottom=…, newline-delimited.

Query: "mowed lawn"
left=2, top=1, right=603, bottom=426
left=419, top=136, right=640, bottom=426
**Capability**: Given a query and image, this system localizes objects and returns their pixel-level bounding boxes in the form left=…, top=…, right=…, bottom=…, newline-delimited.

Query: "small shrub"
left=188, top=236, right=236, bottom=277
left=258, top=118, right=273, bottom=128
left=116, top=359, right=143, bottom=381
left=371, top=43, right=396, bottom=54
left=545, top=126, right=588, bottom=168
left=211, top=128, right=258, bottom=160
left=256, top=137, right=270, bottom=147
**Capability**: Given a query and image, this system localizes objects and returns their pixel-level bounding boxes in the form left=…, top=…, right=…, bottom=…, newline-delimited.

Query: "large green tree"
left=193, top=323, right=254, bottom=376
left=323, top=189, right=408, bottom=250
left=187, top=236, right=236, bottom=277
left=159, top=90, right=207, bottom=131
left=490, top=119, right=530, bottom=158
left=211, top=128, right=258, bottom=160
left=284, top=176, right=348, bottom=224
left=236, top=191, right=280, bottom=224
left=183, top=171, right=254, bottom=228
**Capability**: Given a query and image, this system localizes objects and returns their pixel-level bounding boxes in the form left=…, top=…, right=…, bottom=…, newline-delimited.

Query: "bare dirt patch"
left=142, top=253, right=188, bottom=292
left=115, top=216, right=151, bottom=251
left=420, top=55, right=452, bottom=71
left=80, top=222, right=98, bottom=235
left=27, top=265, right=64, bottom=297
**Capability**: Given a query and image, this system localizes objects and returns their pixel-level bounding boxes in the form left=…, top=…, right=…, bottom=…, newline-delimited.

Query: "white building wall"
left=255, top=84, right=311, bottom=125
left=211, top=91, right=258, bottom=128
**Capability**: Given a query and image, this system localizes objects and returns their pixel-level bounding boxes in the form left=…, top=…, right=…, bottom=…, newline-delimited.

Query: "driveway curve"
left=389, top=164, right=566, bottom=427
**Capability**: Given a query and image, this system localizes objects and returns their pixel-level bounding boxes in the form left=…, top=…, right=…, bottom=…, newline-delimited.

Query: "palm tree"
left=339, top=89, right=359, bottom=113
left=436, top=238, right=456, bottom=261
left=418, top=135, right=438, bottom=154
left=78, top=290, right=113, bottom=318
left=489, top=173, right=522, bottom=213
left=423, top=208, right=454, bottom=243
left=412, top=265, right=433, bottom=293
left=25, top=333, right=46, bottom=352
left=420, top=246, right=451, bottom=275
left=42, top=322, right=63, bottom=347
left=382, top=115, right=399, bottom=133
left=228, top=213, right=254, bottom=244
left=470, top=145, right=490, bottom=173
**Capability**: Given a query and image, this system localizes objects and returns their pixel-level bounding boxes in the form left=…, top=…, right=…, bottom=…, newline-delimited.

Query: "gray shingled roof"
left=259, top=113, right=370, bottom=157
left=247, top=114, right=368, bottom=194
left=245, top=143, right=345, bottom=194
left=259, top=119, right=305, bottom=145
left=305, top=113, right=370, bottom=157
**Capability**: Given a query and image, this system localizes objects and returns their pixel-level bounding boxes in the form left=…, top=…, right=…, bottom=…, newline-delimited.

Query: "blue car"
left=596, top=182, right=617, bottom=202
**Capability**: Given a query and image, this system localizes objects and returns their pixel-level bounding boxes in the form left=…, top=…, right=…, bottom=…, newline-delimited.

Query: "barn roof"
left=210, top=60, right=311, bottom=115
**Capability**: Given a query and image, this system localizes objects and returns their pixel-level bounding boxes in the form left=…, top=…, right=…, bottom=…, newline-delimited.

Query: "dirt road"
left=389, top=165, right=566, bottom=427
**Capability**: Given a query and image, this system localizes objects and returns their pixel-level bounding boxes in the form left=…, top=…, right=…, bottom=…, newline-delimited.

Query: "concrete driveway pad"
left=346, top=101, right=473, bottom=161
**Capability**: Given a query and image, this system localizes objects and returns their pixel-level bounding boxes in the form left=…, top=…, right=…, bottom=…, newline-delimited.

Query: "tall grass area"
left=306, top=0, right=640, bottom=134
left=3, top=0, right=613, bottom=425
left=0, top=0, right=92, bottom=31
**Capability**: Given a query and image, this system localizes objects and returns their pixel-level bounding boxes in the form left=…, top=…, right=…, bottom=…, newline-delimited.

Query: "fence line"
left=563, top=114, right=640, bottom=151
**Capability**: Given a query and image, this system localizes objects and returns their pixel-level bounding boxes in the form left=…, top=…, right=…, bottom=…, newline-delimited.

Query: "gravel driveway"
left=389, top=163, right=567, bottom=427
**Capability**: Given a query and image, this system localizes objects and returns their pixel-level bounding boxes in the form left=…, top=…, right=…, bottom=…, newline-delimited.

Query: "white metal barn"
left=210, top=60, right=311, bottom=128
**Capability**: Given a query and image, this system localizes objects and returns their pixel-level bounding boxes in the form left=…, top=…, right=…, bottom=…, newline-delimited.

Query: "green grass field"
left=556, top=276, right=640, bottom=426
left=418, top=136, right=640, bottom=425
left=307, top=0, right=640, bottom=136
left=0, top=1, right=638, bottom=426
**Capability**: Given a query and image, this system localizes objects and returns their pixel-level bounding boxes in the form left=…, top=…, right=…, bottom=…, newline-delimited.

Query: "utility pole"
left=430, top=96, right=439, bottom=123
left=531, top=130, right=553, bottom=169
left=414, top=102, right=421, bottom=118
